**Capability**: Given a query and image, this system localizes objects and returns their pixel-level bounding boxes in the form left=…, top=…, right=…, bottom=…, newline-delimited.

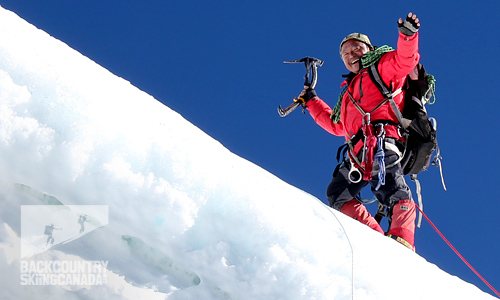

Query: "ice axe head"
left=283, top=56, right=324, bottom=89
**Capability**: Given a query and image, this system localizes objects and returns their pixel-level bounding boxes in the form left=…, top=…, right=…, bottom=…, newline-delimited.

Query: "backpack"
left=44, top=225, right=52, bottom=235
left=367, top=62, right=446, bottom=227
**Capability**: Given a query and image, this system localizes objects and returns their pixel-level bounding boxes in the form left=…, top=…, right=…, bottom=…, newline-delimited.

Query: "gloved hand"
left=296, top=86, right=317, bottom=104
left=398, top=12, right=420, bottom=36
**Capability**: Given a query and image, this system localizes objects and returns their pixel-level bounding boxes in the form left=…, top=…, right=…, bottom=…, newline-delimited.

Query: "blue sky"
left=1, top=0, right=499, bottom=297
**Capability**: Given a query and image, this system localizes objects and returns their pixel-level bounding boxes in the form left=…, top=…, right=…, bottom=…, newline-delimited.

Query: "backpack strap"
left=411, top=174, right=424, bottom=228
left=367, top=63, right=405, bottom=127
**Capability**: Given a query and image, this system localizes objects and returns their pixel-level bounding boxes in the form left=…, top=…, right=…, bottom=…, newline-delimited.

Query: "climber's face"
left=340, top=40, right=370, bottom=74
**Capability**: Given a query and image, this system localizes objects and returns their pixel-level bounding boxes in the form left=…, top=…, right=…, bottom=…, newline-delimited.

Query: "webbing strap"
left=367, top=64, right=405, bottom=125
left=411, top=174, right=424, bottom=228
left=374, top=202, right=386, bottom=224
left=432, top=144, right=448, bottom=191
left=368, top=64, right=391, bottom=97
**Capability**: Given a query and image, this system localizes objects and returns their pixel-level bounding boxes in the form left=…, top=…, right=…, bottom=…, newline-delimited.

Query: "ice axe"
left=278, top=56, right=324, bottom=117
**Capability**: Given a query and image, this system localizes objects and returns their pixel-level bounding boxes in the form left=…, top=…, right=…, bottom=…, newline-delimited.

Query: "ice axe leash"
left=278, top=57, right=324, bottom=117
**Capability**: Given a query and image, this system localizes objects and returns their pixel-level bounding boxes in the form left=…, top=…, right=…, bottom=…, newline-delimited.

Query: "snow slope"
left=0, top=6, right=496, bottom=300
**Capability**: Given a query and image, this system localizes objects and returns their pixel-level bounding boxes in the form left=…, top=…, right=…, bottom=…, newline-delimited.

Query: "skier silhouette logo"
left=21, top=204, right=109, bottom=258
left=78, top=215, right=87, bottom=233
left=44, top=224, right=61, bottom=246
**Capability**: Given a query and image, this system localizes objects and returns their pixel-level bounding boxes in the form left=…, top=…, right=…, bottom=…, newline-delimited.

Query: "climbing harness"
left=341, top=83, right=404, bottom=189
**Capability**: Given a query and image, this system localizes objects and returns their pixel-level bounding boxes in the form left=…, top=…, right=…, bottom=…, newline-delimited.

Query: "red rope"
left=416, top=205, right=500, bottom=298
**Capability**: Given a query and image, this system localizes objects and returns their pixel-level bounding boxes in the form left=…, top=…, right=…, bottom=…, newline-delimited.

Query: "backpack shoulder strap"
left=366, top=63, right=405, bottom=126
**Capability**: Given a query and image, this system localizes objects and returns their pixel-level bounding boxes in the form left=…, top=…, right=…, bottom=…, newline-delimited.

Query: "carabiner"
left=376, top=123, right=386, bottom=137
left=363, top=113, right=371, bottom=126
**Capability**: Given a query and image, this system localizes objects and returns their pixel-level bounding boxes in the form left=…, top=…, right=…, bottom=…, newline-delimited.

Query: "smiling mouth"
left=351, top=59, right=360, bottom=65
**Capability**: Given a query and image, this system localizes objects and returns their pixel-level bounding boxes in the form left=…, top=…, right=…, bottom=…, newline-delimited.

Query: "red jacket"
left=307, top=32, right=420, bottom=142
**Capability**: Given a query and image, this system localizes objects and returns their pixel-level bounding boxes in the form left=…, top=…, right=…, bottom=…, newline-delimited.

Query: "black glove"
left=296, top=87, right=317, bottom=104
left=398, top=13, right=420, bottom=36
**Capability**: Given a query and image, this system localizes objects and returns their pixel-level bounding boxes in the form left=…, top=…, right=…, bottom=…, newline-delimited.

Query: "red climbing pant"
left=387, top=199, right=416, bottom=246
left=340, top=199, right=385, bottom=234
